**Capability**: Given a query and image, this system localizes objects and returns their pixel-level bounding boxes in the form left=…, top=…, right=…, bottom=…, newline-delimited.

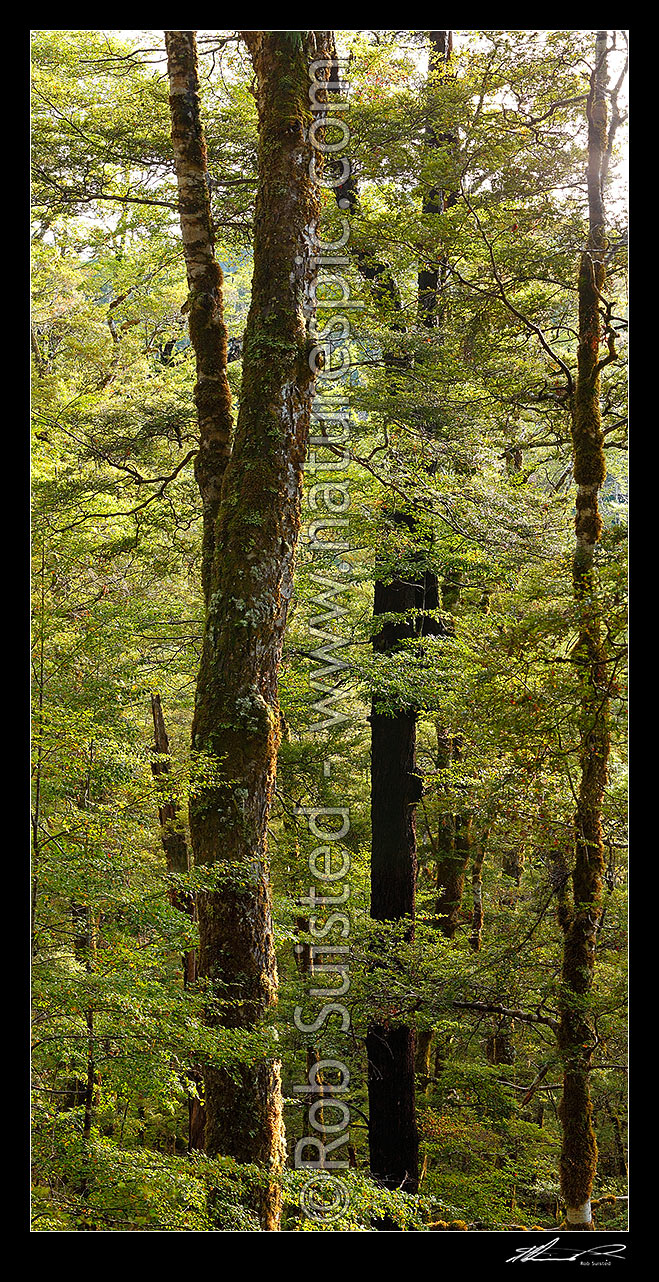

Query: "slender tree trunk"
left=328, top=146, right=423, bottom=1207
left=469, top=829, right=488, bottom=952
left=603, top=1097, right=627, bottom=1180
left=31, top=542, right=47, bottom=956
left=165, top=30, right=233, bottom=604
left=557, top=30, right=615, bottom=1231
left=150, top=693, right=196, bottom=983
left=150, top=699, right=193, bottom=911
left=185, top=29, right=333, bottom=1231
left=436, top=794, right=472, bottom=938
left=417, top=30, right=455, bottom=332
left=485, top=1022, right=515, bottom=1066
left=82, top=1004, right=95, bottom=1143
left=149, top=692, right=205, bottom=1148
left=76, top=897, right=99, bottom=1201
left=31, top=324, right=48, bottom=377
left=416, top=1028, right=434, bottom=1093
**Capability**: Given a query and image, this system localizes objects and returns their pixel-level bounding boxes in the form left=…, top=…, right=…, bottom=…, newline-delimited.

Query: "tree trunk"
left=368, top=574, right=423, bottom=1214
left=150, top=693, right=195, bottom=958
left=366, top=1024, right=419, bottom=1198
left=186, top=29, right=333, bottom=1231
left=149, top=692, right=204, bottom=1148
left=436, top=798, right=472, bottom=939
left=469, top=829, right=488, bottom=952
left=353, top=33, right=454, bottom=1207
left=416, top=36, right=476, bottom=947
left=417, top=30, right=456, bottom=331
left=558, top=29, right=614, bottom=1232
left=165, top=30, right=233, bottom=604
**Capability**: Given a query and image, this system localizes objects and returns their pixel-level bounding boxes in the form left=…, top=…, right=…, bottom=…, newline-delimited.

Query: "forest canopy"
left=30, top=28, right=628, bottom=1235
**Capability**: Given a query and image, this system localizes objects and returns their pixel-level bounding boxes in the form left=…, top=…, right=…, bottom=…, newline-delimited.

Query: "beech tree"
left=167, top=28, right=334, bottom=1230
left=360, top=32, right=454, bottom=1202
left=557, top=28, right=626, bottom=1231
left=30, top=28, right=627, bottom=1236
left=164, top=30, right=234, bottom=606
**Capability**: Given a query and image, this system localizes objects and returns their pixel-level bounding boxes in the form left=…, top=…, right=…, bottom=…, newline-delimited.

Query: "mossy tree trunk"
left=165, top=30, right=234, bottom=605
left=186, top=29, right=333, bottom=1231
left=469, top=829, right=488, bottom=952
left=557, top=29, right=615, bottom=1232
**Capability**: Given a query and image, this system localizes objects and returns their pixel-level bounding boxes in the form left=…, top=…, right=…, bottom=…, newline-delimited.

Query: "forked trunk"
left=187, top=29, right=333, bottom=1230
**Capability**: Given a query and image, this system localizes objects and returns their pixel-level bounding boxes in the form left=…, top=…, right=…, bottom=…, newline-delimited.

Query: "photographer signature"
left=507, top=1238, right=626, bottom=1263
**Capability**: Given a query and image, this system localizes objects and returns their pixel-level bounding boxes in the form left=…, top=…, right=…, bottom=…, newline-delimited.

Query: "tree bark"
left=557, top=29, right=614, bottom=1232
left=367, top=568, right=425, bottom=1214
left=329, top=124, right=423, bottom=1208
left=417, top=30, right=456, bottom=331
left=149, top=692, right=205, bottom=1148
left=469, top=829, right=488, bottom=952
left=150, top=694, right=195, bottom=937
left=165, top=30, right=234, bottom=604
left=186, top=29, right=333, bottom=1231
left=436, top=785, right=472, bottom=939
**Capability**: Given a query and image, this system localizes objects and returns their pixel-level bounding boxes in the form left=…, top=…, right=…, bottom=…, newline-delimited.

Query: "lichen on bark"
left=558, top=29, right=617, bottom=1232
left=165, top=30, right=234, bottom=604
left=186, top=29, right=335, bottom=1231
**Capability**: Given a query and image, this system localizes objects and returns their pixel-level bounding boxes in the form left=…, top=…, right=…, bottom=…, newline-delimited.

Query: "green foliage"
left=31, top=28, right=627, bottom=1231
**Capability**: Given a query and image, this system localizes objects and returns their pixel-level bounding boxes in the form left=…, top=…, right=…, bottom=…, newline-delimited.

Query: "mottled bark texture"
left=558, top=30, right=613, bottom=1232
left=165, top=31, right=233, bottom=604
left=150, top=694, right=194, bottom=932
left=187, top=30, right=333, bottom=1231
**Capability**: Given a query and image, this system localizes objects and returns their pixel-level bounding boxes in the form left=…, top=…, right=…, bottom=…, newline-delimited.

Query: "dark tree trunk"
left=436, top=802, right=472, bottom=939
left=371, top=707, right=419, bottom=923
left=366, top=1024, right=419, bottom=1197
left=367, top=573, right=424, bottom=1215
left=330, top=33, right=453, bottom=1207
left=415, top=40, right=476, bottom=948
